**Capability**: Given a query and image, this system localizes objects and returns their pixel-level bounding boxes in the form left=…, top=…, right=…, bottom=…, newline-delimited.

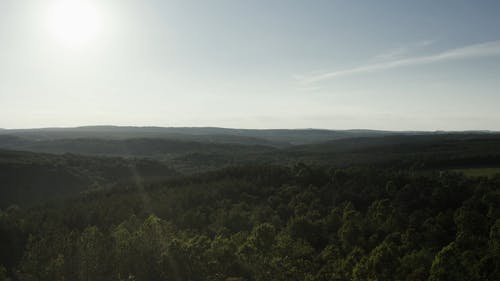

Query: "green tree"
left=78, top=226, right=106, bottom=281
left=429, top=242, right=468, bottom=281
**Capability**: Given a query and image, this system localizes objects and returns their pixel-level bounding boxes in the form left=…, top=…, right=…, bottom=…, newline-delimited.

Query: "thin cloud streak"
left=373, top=39, right=435, bottom=60
left=299, top=40, right=500, bottom=84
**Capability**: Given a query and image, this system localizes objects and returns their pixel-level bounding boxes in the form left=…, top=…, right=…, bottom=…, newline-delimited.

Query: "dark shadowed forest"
left=0, top=127, right=499, bottom=280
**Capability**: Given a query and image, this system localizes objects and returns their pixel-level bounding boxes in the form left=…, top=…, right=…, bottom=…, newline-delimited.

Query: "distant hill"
left=285, top=133, right=500, bottom=168
left=0, top=126, right=287, bottom=146
left=0, top=136, right=275, bottom=157
left=0, top=126, right=406, bottom=146
left=1, top=131, right=500, bottom=207
left=291, top=133, right=500, bottom=152
left=1, top=128, right=500, bottom=169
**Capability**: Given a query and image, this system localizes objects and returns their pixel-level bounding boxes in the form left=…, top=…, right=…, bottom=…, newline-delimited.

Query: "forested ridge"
left=0, top=131, right=499, bottom=280
left=0, top=149, right=177, bottom=208
left=0, top=126, right=397, bottom=146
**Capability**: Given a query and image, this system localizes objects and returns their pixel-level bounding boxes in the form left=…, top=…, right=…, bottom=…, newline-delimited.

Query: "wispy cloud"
left=298, top=40, right=500, bottom=84
left=373, top=39, right=435, bottom=60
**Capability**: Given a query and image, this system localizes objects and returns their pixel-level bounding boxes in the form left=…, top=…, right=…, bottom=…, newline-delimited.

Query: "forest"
left=3, top=0, right=500, bottom=279
left=0, top=128, right=499, bottom=280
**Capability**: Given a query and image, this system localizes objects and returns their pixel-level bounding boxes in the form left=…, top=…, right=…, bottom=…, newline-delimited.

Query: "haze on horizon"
left=1, top=0, right=500, bottom=131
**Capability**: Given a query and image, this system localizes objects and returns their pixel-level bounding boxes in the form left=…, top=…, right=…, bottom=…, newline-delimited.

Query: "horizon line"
left=0, top=125, right=498, bottom=133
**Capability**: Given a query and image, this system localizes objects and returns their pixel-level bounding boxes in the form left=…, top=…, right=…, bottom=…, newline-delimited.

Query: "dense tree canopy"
left=0, top=163, right=498, bottom=280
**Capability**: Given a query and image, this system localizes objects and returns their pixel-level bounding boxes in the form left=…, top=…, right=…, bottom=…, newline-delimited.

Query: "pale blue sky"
left=1, top=0, right=500, bottom=130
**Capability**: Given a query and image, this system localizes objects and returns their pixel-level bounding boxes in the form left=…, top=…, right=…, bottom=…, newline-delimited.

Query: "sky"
left=1, top=0, right=500, bottom=130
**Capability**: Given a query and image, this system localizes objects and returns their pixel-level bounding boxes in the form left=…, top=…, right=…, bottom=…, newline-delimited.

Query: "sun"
left=47, top=0, right=102, bottom=48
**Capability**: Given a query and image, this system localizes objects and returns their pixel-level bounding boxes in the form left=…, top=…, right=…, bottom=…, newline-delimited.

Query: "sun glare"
left=47, top=0, right=102, bottom=48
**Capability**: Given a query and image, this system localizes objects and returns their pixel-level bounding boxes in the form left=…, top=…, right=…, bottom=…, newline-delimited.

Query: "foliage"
left=0, top=162, right=498, bottom=280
